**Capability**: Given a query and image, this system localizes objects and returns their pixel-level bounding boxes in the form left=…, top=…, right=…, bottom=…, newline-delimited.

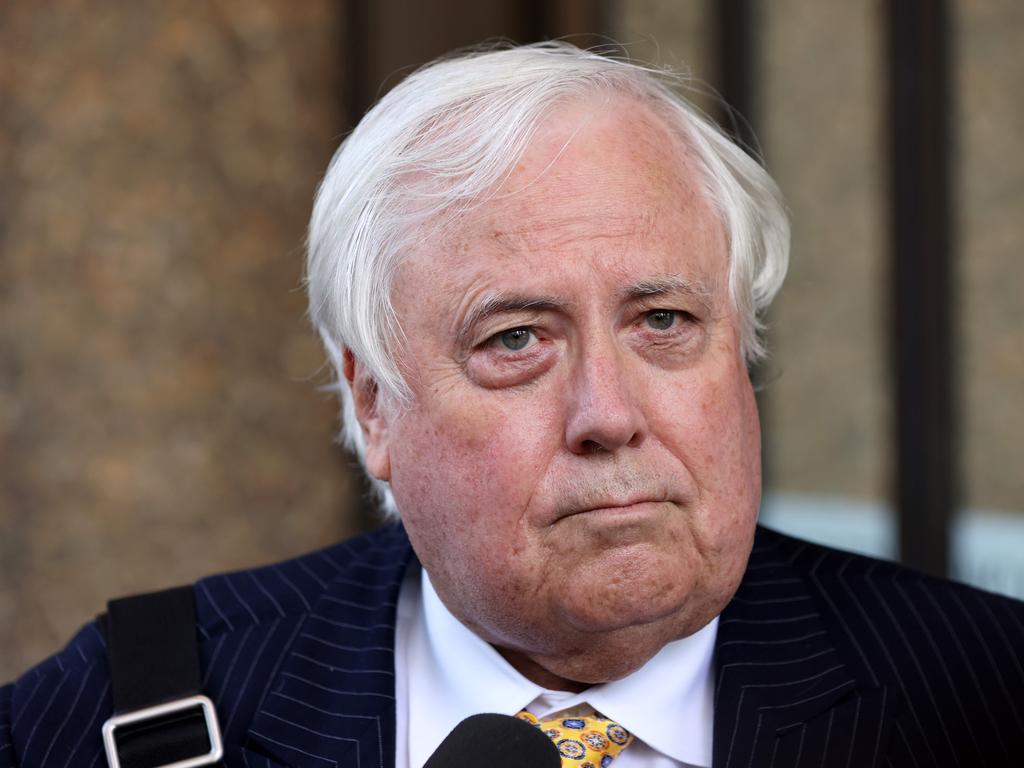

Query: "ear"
left=343, top=349, right=392, bottom=482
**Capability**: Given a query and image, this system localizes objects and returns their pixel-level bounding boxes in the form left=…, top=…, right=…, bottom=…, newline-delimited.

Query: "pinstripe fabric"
left=0, top=524, right=412, bottom=768
left=2, top=524, right=1022, bottom=767
left=714, top=528, right=1024, bottom=768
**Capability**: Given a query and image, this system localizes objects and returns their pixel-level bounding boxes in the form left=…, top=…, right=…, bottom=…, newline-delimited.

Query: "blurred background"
left=1, top=0, right=1021, bottom=682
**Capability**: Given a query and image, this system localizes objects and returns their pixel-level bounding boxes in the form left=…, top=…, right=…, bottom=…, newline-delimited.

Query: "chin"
left=557, top=543, right=700, bottom=621
left=564, top=592, right=675, bottom=632
left=557, top=581, right=700, bottom=637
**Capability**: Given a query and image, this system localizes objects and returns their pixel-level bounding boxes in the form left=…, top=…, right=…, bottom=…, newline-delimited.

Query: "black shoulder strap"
left=100, top=586, right=222, bottom=768
left=102, top=586, right=203, bottom=713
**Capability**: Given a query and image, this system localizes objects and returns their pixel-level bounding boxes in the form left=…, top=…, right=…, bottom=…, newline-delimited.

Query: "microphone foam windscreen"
left=423, top=712, right=561, bottom=768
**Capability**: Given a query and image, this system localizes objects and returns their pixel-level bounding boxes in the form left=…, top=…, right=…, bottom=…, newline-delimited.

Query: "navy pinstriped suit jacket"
left=2, top=524, right=1023, bottom=767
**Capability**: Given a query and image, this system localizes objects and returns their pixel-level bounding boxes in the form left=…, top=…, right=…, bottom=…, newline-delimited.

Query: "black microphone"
left=423, top=713, right=561, bottom=768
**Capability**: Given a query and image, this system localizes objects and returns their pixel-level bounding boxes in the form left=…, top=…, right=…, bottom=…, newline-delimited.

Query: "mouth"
left=557, top=498, right=671, bottom=524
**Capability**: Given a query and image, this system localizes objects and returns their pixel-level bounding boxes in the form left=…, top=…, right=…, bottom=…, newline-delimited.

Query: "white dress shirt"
left=394, top=564, right=716, bottom=768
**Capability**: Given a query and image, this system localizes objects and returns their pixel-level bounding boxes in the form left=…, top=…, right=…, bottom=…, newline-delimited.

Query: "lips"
left=583, top=497, right=659, bottom=512
left=555, top=495, right=671, bottom=523
left=540, top=472, right=689, bottom=527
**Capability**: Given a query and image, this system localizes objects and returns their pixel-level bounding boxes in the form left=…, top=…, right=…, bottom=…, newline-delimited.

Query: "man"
left=2, top=42, right=1022, bottom=768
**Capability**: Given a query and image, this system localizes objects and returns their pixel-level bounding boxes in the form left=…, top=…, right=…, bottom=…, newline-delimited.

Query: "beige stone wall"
left=958, top=1, right=1024, bottom=514
left=757, top=0, right=889, bottom=502
left=0, top=2, right=366, bottom=682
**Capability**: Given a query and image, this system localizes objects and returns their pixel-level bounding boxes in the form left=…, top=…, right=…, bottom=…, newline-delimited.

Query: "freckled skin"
left=349, top=96, right=761, bottom=691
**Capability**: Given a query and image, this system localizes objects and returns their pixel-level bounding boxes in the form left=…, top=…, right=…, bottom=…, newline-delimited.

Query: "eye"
left=645, top=310, right=676, bottom=330
left=497, top=327, right=535, bottom=351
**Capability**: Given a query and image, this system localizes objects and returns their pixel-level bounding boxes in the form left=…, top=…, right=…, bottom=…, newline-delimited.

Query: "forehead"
left=398, top=96, right=728, bottom=307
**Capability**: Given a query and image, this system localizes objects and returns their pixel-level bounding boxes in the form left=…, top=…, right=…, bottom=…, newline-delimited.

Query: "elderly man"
left=2, top=43, right=1023, bottom=768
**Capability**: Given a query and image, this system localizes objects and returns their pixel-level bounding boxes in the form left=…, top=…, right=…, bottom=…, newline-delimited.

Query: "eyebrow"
left=455, top=293, right=566, bottom=349
left=618, top=275, right=715, bottom=311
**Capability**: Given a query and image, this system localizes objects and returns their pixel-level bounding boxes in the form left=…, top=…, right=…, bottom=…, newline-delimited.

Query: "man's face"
left=357, top=96, right=761, bottom=686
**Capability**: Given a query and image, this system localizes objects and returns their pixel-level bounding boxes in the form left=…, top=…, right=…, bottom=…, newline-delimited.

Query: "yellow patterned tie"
left=516, top=710, right=634, bottom=767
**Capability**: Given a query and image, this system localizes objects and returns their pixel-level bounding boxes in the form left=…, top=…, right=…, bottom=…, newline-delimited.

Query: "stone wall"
left=0, top=1, right=367, bottom=681
left=958, top=0, right=1024, bottom=514
left=757, top=0, right=889, bottom=503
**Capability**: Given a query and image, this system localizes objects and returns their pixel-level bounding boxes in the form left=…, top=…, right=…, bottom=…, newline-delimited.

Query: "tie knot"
left=516, top=709, right=634, bottom=767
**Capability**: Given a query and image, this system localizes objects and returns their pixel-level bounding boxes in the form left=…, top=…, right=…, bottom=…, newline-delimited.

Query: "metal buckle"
left=102, top=694, right=223, bottom=768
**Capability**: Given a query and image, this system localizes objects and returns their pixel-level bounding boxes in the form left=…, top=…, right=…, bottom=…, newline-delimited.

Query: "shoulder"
left=0, top=619, right=110, bottom=768
left=0, top=524, right=410, bottom=768
left=748, top=525, right=1024, bottom=760
left=752, top=525, right=1024, bottom=646
left=193, top=522, right=409, bottom=636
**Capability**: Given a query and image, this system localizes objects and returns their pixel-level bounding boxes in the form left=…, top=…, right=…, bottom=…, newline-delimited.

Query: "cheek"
left=657, top=376, right=750, bottom=464
left=389, top=392, right=558, bottom=531
left=389, top=392, right=565, bottom=615
left=656, top=364, right=761, bottom=527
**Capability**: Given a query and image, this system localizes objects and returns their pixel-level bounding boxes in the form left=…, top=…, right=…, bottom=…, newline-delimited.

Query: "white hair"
left=305, top=41, right=790, bottom=516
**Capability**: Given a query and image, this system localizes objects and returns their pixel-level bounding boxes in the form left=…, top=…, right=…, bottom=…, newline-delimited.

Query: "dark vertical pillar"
left=533, top=0, right=609, bottom=49
left=713, top=0, right=776, bottom=492
left=345, top=0, right=372, bottom=128
left=343, top=0, right=608, bottom=122
left=886, top=1, right=955, bottom=577
left=715, top=0, right=758, bottom=153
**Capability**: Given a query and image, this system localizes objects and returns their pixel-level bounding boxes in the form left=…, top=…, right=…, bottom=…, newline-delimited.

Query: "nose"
left=564, top=344, right=647, bottom=455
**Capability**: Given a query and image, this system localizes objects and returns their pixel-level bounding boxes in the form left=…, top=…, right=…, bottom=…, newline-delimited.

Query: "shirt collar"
left=582, top=617, right=717, bottom=766
left=407, top=569, right=543, bottom=768
left=409, top=567, right=716, bottom=768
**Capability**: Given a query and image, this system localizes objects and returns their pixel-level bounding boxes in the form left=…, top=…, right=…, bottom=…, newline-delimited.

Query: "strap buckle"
left=102, top=694, right=223, bottom=768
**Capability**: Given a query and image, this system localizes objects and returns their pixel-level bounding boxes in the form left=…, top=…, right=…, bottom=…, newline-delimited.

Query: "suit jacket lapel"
left=713, top=527, right=895, bottom=768
left=242, top=524, right=414, bottom=768
left=232, top=523, right=896, bottom=767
